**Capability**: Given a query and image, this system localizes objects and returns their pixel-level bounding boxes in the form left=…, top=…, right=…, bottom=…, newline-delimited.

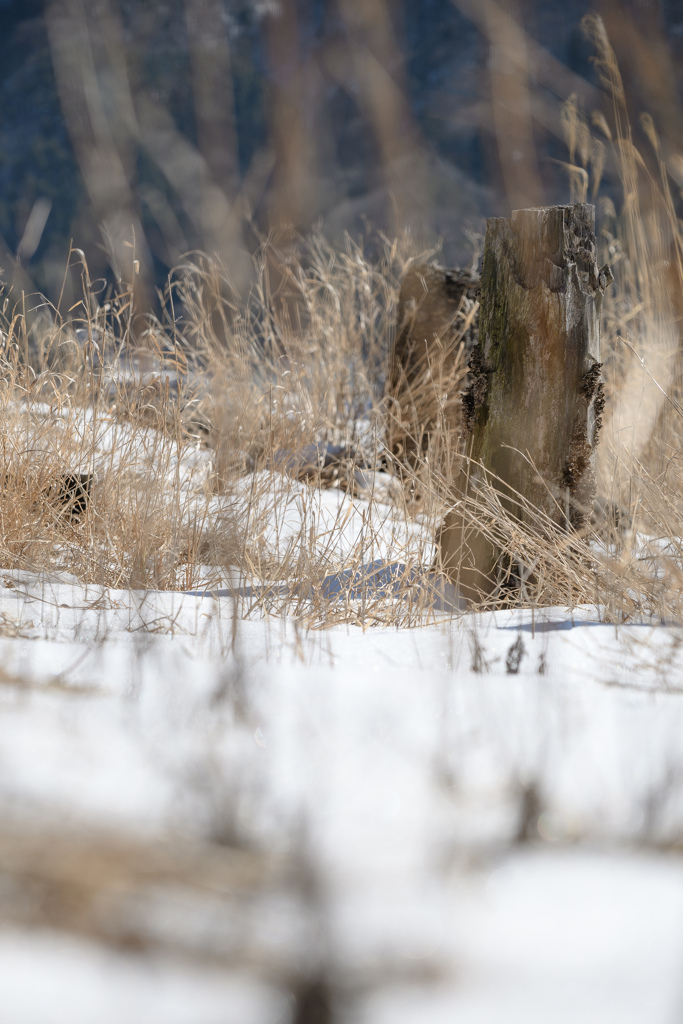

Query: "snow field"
left=1, top=572, right=683, bottom=1021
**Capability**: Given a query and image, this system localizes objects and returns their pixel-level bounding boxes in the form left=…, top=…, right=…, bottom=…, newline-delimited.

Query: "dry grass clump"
left=0, top=232, right=454, bottom=624
left=0, top=306, right=210, bottom=590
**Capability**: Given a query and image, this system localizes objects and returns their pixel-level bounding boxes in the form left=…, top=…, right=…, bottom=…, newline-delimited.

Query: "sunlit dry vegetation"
left=0, top=230, right=451, bottom=626
left=1, top=14, right=683, bottom=630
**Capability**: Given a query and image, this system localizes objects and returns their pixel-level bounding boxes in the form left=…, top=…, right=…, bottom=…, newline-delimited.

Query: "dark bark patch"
left=561, top=425, right=592, bottom=493
left=580, top=361, right=603, bottom=400
left=292, top=977, right=333, bottom=1024
left=462, top=345, right=492, bottom=435
left=592, top=378, right=606, bottom=447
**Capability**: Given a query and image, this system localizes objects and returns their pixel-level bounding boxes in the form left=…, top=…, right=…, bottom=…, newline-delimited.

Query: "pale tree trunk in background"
left=263, top=2, right=317, bottom=230
left=439, top=203, right=611, bottom=602
left=184, top=0, right=240, bottom=201
left=485, top=0, right=544, bottom=212
left=45, top=0, right=153, bottom=311
left=336, top=0, right=428, bottom=231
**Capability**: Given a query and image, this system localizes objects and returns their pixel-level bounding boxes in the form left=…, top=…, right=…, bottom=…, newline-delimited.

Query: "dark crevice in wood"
left=461, top=345, right=492, bottom=436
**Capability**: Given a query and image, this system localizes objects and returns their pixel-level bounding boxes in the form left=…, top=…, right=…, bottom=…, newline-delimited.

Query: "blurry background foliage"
left=0, top=0, right=682, bottom=312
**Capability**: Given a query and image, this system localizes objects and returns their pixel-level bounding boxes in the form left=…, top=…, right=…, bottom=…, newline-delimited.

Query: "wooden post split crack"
left=438, top=203, right=612, bottom=603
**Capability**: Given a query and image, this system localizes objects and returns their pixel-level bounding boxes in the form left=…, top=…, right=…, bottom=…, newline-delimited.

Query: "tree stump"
left=438, top=203, right=611, bottom=602
left=386, top=264, right=479, bottom=468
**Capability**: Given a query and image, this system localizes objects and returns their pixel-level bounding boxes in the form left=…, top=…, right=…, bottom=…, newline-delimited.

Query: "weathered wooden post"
left=386, top=264, right=479, bottom=467
left=438, top=203, right=611, bottom=602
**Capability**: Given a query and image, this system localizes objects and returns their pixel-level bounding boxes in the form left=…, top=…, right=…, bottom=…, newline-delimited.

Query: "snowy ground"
left=2, top=566, right=683, bottom=1022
